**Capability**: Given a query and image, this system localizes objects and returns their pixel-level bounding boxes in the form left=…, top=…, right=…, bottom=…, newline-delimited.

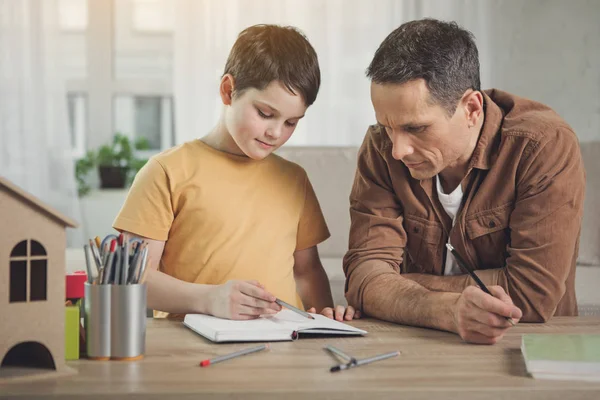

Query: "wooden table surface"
left=2, top=316, right=600, bottom=399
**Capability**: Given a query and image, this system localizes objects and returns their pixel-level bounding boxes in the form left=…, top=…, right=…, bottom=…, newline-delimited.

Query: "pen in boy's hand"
left=275, top=298, right=315, bottom=320
left=446, top=243, right=516, bottom=326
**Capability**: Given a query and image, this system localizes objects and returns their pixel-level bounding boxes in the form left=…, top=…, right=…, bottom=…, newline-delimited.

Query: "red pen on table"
left=200, top=344, right=269, bottom=367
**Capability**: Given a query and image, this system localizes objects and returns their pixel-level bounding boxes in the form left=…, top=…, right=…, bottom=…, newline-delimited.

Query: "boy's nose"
left=265, top=125, right=283, bottom=140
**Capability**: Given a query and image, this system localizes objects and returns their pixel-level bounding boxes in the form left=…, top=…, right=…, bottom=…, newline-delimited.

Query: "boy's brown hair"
left=223, top=24, right=320, bottom=107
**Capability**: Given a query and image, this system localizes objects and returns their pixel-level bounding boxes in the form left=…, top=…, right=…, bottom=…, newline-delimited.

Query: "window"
left=58, top=0, right=88, bottom=31
left=67, top=93, right=87, bottom=158
left=9, top=240, right=48, bottom=303
left=131, top=0, right=174, bottom=33
left=114, top=95, right=174, bottom=151
left=60, top=0, right=174, bottom=159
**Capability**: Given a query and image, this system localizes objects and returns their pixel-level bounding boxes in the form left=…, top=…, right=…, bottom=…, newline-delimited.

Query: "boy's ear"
left=219, top=74, right=235, bottom=106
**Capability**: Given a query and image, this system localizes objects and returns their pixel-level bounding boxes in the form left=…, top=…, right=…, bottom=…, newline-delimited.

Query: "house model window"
left=9, top=240, right=48, bottom=302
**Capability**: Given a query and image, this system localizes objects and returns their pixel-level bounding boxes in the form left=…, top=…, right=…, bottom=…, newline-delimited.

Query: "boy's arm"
left=128, top=233, right=281, bottom=319
left=293, top=246, right=333, bottom=312
left=293, top=246, right=359, bottom=321
left=142, top=236, right=210, bottom=314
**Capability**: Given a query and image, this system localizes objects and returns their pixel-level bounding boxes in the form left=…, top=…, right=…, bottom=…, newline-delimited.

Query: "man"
left=343, top=19, right=585, bottom=344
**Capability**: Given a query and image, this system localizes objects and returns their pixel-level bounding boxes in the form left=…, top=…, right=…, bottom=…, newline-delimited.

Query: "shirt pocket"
left=465, top=203, right=512, bottom=270
left=403, top=215, right=443, bottom=274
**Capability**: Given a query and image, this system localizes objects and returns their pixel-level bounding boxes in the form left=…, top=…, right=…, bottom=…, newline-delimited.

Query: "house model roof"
left=0, top=176, right=78, bottom=228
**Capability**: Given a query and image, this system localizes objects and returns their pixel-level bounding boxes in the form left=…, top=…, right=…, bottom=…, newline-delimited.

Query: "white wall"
left=487, top=0, right=600, bottom=142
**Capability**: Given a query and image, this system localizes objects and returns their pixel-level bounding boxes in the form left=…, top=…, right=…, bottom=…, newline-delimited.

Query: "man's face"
left=225, top=80, right=307, bottom=160
left=371, top=79, right=475, bottom=180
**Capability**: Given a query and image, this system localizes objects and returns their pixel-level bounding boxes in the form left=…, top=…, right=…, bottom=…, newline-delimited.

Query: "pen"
left=275, top=298, right=315, bottom=320
left=102, top=240, right=117, bottom=284
left=324, top=345, right=356, bottom=364
left=113, top=247, right=122, bottom=284
left=135, top=245, right=149, bottom=284
left=88, top=239, right=103, bottom=276
left=138, top=256, right=151, bottom=284
left=330, top=351, right=400, bottom=372
left=199, top=344, right=269, bottom=367
left=94, top=236, right=102, bottom=253
left=131, top=242, right=147, bottom=284
left=83, top=244, right=93, bottom=283
left=100, top=234, right=118, bottom=254
left=127, top=245, right=142, bottom=284
left=121, top=234, right=129, bottom=284
left=445, top=243, right=516, bottom=326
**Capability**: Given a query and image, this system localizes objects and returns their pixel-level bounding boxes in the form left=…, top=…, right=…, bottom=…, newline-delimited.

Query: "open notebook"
left=183, top=309, right=367, bottom=342
left=521, top=334, right=600, bottom=382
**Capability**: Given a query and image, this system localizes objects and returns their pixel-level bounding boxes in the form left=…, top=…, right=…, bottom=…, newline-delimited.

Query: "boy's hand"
left=453, top=285, right=522, bottom=345
left=207, top=280, right=281, bottom=320
left=307, top=306, right=361, bottom=321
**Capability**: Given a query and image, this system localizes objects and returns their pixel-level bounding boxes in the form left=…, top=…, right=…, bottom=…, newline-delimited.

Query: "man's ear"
left=219, top=74, right=235, bottom=106
left=462, top=89, right=483, bottom=128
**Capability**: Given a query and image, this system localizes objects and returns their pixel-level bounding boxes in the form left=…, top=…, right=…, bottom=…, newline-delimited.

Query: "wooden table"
left=2, top=317, right=600, bottom=399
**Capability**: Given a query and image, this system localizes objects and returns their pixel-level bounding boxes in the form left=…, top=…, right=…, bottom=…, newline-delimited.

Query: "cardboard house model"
left=0, top=176, right=78, bottom=382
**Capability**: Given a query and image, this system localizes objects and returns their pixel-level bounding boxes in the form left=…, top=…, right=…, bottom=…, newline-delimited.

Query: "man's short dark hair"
left=224, top=24, right=320, bottom=107
left=367, top=18, right=480, bottom=115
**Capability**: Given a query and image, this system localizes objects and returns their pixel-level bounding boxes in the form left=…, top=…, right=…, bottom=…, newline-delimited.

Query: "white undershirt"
left=436, top=175, right=464, bottom=276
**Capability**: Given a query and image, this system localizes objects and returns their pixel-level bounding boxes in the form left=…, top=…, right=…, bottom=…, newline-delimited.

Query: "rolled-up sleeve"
left=343, top=127, right=406, bottom=310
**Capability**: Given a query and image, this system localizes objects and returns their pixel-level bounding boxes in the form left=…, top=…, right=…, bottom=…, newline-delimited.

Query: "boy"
left=113, top=25, right=358, bottom=321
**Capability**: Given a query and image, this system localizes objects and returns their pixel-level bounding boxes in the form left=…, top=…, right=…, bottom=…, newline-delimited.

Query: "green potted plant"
left=76, top=133, right=150, bottom=196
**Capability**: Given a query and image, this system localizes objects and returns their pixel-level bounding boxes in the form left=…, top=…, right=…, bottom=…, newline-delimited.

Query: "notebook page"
left=268, top=310, right=366, bottom=334
left=184, top=312, right=286, bottom=333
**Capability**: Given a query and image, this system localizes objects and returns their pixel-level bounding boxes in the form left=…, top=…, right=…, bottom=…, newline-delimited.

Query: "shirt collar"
left=469, top=90, right=504, bottom=171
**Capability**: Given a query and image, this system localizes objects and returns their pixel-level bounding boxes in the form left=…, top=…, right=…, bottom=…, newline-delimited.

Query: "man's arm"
left=343, top=128, right=521, bottom=343
left=402, top=273, right=471, bottom=292
left=343, top=128, right=458, bottom=329
left=400, top=129, right=584, bottom=322
left=353, top=260, right=458, bottom=331
left=355, top=128, right=584, bottom=323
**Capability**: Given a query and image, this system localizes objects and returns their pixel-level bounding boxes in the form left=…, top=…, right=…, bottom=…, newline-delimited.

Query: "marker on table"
left=200, top=344, right=269, bottom=367
left=446, top=243, right=516, bottom=326
left=324, top=345, right=357, bottom=365
left=275, top=298, right=315, bottom=320
left=330, top=351, right=400, bottom=372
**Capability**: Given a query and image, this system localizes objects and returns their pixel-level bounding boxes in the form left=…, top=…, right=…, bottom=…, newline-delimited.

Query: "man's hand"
left=207, top=280, right=281, bottom=320
left=307, top=305, right=361, bottom=321
left=453, top=285, right=522, bottom=344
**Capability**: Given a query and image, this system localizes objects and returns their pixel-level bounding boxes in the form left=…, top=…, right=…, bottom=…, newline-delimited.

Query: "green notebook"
left=521, top=334, right=600, bottom=381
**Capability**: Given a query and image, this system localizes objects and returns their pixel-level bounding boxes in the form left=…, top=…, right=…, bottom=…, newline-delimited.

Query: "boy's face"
left=225, top=80, right=307, bottom=160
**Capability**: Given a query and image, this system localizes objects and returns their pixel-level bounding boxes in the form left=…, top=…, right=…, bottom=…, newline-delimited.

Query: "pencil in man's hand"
left=446, top=243, right=516, bottom=326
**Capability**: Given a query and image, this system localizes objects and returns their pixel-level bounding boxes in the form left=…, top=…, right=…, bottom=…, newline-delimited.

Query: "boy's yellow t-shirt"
left=113, top=140, right=330, bottom=317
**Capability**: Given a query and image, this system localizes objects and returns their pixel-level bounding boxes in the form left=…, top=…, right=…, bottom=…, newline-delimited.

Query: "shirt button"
left=413, top=227, right=419, bottom=233
left=488, top=220, right=496, bottom=228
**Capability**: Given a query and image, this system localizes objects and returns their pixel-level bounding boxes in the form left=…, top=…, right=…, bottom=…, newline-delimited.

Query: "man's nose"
left=391, top=133, right=414, bottom=160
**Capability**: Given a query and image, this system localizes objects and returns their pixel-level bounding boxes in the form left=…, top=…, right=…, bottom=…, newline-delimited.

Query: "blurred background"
left=1, top=0, right=599, bottom=249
